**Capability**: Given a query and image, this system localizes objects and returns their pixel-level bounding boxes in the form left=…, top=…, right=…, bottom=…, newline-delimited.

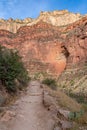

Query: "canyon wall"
left=0, top=10, right=87, bottom=77
left=0, top=10, right=83, bottom=33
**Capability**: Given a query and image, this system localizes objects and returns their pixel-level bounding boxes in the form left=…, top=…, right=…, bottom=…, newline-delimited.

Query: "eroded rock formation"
left=0, top=10, right=83, bottom=33
left=0, top=10, right=86, bottom=77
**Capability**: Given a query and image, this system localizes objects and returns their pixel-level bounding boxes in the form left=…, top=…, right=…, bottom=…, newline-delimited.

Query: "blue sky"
left=0, top=0, right=87, bottom=19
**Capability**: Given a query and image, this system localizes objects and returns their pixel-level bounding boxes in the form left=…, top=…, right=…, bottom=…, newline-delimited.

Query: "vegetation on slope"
left=42, top=78, right=57, bottom=90
left=56, top=65, right=87, bottom=126
left=0, top=45, right=29, bottom=93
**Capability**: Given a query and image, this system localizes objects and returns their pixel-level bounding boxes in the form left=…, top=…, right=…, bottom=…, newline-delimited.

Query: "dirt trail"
left=0, top=81, right=55, bottom=130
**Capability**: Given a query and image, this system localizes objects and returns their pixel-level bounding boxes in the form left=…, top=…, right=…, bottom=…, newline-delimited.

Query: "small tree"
left=0, top=45, right=29, bottom=92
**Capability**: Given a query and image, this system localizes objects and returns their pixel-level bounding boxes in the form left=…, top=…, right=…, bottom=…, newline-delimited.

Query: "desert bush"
left=0, top=45, right=29, bottom=92
left=68, top=93, right=87, bottom=104
left=69, top=110, right=84, bottom=120
left=42, top=78, right=57, bottom=90
left=69, top=110, right=87, bottom=125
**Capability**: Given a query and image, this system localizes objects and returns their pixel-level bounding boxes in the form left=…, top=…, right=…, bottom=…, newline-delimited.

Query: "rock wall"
left=0, top=10, right=86, bottom=77
left=0, top=22, right=68, bottom=76
left=65, top=19, right=87, bottom=67
left=0, top=10, right=83, bottom=33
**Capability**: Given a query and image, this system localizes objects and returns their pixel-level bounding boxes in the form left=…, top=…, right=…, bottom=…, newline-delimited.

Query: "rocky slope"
left=57, top=16, right=87, bottom=95
left=0, top=10, right=86, bottom=78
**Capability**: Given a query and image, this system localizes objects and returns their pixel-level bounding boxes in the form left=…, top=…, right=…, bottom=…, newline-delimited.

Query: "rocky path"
left=0, top=81, right=55, bottom=130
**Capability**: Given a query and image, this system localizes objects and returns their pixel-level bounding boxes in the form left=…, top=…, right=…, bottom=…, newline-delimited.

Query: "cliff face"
left=37, top=10, right=82, bottom=26
left=0, top=21, right=68, bottom=76
left=0, top=10, right=86, bottom=77
left=0, top=10, right=83, bottom=33
left=0, top=18, right=34, bottom=33
left=65, top=17, right=87, bottom=67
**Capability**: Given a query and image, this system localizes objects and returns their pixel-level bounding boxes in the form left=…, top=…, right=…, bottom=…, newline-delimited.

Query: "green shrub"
left=68, top=93, right=87, bottom=104
left=42, top=78, right=57, bottom=90
left=0, top=45, right=29, bottom=92
left=69, top=110, right=84, bottom=120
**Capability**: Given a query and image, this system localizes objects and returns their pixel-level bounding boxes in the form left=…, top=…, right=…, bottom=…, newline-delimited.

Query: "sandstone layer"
left=0, top=10, right=83, bottom=33
left=0, top=22, right=68, bottom=76
left=0, top=10, right=86, bottom=77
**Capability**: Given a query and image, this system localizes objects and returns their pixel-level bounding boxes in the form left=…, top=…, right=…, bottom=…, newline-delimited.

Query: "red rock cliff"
left=0, top=11, right=86, bottom=77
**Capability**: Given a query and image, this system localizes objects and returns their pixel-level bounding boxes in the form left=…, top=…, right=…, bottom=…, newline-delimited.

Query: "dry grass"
left=49, top=88, right=87, bottom=125
left=75, top=112, right=87, bottom=124
left=43, top=84, right=87, bottom=126
left=44, top=85, right=82, bottom=112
